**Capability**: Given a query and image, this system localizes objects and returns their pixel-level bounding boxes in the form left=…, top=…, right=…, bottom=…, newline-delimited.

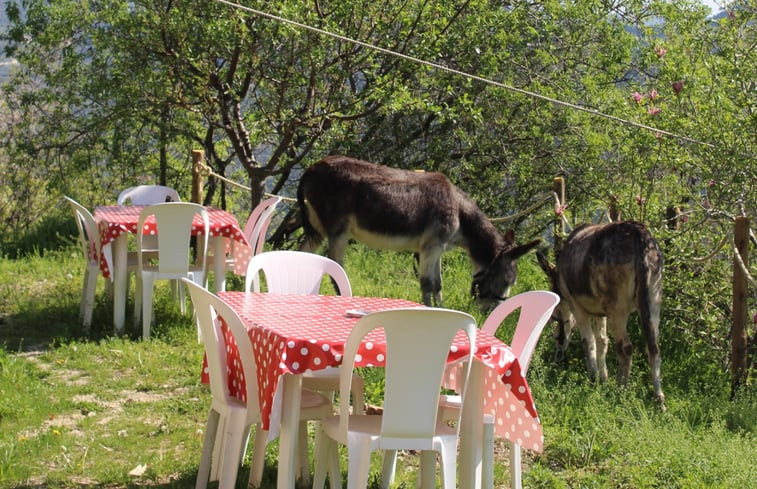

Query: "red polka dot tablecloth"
left=203, top=292, right=544, bottom=453
left=94, top=205, right=252, bottom=279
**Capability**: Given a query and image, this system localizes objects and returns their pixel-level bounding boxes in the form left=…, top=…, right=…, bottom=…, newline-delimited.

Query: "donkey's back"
left=298, top=155, right=463, bottom=254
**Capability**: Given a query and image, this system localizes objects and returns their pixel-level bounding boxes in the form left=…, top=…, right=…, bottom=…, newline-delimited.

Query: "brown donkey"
left=297, top=155, right=540, bottom=307
left=538, top=221, right=665, bottom=408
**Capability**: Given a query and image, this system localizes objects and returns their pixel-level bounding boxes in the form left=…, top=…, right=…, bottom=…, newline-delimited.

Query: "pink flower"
left=672, top=81, right=683, bottom=94
left=709, top=179, right=716, bottom=187
left=648, top=106, right=661, bottom=116
left=655, top=132, right=662, bottom=139
left=555, top=204, right=567, bottom=216
left=655, top=47, right=667, bottom=58
left=649, top=89, right=658, bottom=100
left=632, top=92, right=644, bottom=103
left=635, top=195, right=645, bottom=206
left=680, top=215, right=689, bottom=224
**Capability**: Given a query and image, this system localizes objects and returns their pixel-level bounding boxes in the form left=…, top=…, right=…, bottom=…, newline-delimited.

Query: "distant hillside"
left=0, top=6, right=14, bottom=81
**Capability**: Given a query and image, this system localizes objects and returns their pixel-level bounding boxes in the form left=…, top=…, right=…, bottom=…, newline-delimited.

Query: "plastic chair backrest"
left=243, top=196, right=282, bottom=256
left=481, top=290, right=560, bottom=374
left=64, top=196, right=100, bottom=263
left=244, top=250, right=352, bottom=296
left=118, top=185, right=181, bottom=205
left=137, top=202, right=209, bottom=276
left=183, top=279, right=261, bottom=422
left=338, top=308, right=476, bottom=450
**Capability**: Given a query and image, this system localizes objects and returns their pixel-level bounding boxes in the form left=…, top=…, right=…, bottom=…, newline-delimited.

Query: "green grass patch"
left=0, top=242, right=754, bottom=488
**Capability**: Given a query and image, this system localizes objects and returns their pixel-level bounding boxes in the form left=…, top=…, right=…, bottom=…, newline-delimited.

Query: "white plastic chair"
left=65, top=196, right=105, bottom=330
left=245, top=196, right=282, bottom=256
left=206, top=195, right=281, bottom=289
left=312, top=308, right=477, bottom=489
left=134, top=202, right=209, bottom=339
left=438, top=290, right=560, bottom=489
left=244, top=250, right=364, bottom=483
left=183, top=279, right=340, bottom=489
left=244, top=250, right=352, bottom=296
left=117, top=185, right=181, bottom=205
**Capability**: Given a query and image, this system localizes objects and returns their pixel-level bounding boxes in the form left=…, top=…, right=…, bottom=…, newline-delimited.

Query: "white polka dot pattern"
left=201, top=292, right=544, bottom=453
left=94, top=206, right=251, bottom=279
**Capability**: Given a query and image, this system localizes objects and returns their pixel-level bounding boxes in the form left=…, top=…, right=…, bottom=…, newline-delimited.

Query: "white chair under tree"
left=65, top=196, right=108, bottom=331
left=117, top=185, right=180, bottom=205
left=244, top=250, right=365, bottom=484
left=183, top=279, right=340, bottom=489
left=134, top=202, right=209, bottom=339
left=312, top=307, right=477, bottom=489
left=205, top=195, right=281, bottom=290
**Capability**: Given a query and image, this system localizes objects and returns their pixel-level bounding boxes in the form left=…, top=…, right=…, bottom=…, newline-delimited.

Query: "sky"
left=701, top=0, right=724, bottom=14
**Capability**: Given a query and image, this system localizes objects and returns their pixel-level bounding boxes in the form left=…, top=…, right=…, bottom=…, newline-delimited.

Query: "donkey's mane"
left=456, top=188, right=505, bottom=267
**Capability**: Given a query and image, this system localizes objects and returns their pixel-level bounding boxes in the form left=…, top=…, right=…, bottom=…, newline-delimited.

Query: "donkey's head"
left=536, top=250, right=575, bottom=363
left=471, top=231, right=541, bottom=310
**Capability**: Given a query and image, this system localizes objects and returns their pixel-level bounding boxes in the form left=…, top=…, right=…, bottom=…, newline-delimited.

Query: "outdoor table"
left=205, top=291, right=544, bottom=489
left=94, top=205, right=251, bottom=333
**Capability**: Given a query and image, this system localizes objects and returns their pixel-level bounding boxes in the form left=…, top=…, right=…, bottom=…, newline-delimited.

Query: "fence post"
left=609, top=194, right=621, bottom=222
left=731, top=216, right=749, bottom=398
left=553, top=176, right=566, bottom=253
left=192, top=149, right=205, bottom=205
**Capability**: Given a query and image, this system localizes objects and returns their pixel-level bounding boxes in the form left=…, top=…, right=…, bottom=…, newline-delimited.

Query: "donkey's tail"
left=634, top=225, right=664, bottom=354
left=296, top=177, right=325, bottom=253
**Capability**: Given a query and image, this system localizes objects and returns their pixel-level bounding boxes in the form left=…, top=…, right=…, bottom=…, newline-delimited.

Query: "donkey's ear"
left=505, top=238, right=541, bottom=261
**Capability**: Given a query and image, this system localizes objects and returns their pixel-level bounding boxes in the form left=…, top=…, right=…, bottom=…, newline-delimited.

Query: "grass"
left=0, top=241, right=755, bottom=488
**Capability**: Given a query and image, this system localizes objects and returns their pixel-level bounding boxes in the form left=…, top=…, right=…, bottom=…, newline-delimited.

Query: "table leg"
left=278, top=373, right=302, bottom=489
left=111, top=235, right=128, bottom=335
left=211, top=237, right=226, bottom=292
left=459, top=360, right=484, bottom=489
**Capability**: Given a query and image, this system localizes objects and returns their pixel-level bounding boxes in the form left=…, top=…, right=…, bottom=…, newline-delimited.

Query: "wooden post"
left=192, top=149, right=205, bottom=205
left=731, top=216, right=749, bottom=398
left=553, top=177, right=566, bottom=253
left=609, top=194, right=621, bottom=222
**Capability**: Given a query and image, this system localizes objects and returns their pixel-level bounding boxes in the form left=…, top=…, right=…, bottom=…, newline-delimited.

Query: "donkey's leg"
left=641, top=300, right=665, bottom=407
left=326, top=234, right=349, bottom=265
left=591, top=317, right=609, bottom=382
left=573, top=310, right=599, bottom=381
left=607, top=313, right=633, bottom=387
left=553, top=310, right=575, bottom=364
left=418, top=249, right=443, bottom=306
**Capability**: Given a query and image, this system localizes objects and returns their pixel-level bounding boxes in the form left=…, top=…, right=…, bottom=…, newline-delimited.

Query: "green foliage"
left=0, top=0, right=755, bottom=485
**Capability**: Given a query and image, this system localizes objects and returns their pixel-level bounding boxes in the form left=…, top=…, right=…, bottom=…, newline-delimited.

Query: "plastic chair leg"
left=419, top=450, right=436, bottom=489
left=346, top=442, right=373, bottom=489
left=380, top=450, right=397, bottom=489
left=195, top=409, right=221, bottom=489
left=482, top=414, right=495, bottom=489
left=298, top=420, right=311, bottom=486
left=81, top=268, right=97, bottom=328
left=141, top=275, right=155, bottom=339
left=247, top=424, right=267, bottom=489
left=509, top=441, right=523, bottom=489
